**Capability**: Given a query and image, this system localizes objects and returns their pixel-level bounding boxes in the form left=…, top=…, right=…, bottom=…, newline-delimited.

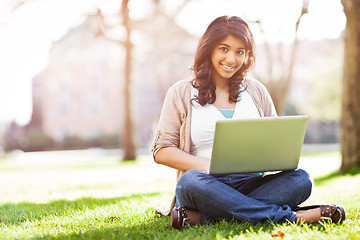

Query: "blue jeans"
left=175, top=169, right=313, bottom=224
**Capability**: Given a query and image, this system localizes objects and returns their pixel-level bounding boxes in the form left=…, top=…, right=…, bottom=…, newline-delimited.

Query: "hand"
left=199, top=157, right=211, bottom=173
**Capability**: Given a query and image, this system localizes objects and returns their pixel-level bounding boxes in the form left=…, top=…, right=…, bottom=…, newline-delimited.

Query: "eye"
left=219, top=47, right=228, bottom=52
left=236, top=50, right=245, bottom=55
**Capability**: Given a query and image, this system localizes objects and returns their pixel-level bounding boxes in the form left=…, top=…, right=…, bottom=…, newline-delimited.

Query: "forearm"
left=154, top=147, right=210, bottom=172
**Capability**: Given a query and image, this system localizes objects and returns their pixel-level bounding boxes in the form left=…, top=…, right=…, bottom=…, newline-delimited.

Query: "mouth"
left=221, top=63, right=236, bottom=72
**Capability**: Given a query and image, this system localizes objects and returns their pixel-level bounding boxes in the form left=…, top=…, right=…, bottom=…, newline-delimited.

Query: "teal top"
left=218, top=109, right=235, bottom=119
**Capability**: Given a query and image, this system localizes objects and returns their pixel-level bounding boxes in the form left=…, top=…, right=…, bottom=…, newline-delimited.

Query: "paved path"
left=298, top=155, right=341, bottom=177
left=5, top=146, right=341, bottom=178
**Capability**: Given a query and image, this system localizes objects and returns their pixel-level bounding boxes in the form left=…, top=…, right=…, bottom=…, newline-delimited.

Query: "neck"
left=212, top=69, right=229, bottom=91
left=214, top=79, right=229, bottom=92
left=213, top=77, right=228, bottom=91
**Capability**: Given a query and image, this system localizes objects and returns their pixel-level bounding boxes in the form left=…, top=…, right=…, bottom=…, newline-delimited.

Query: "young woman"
left=151, top=16, right=345, bottom=229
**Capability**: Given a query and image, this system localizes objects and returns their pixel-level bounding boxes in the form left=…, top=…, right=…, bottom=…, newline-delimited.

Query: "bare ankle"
left=187, top=209, right=202, bottom=226
left=295, top=207, right=321, bottom=223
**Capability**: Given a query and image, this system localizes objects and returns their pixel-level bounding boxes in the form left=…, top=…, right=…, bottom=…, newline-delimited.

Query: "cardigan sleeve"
left=151, top=80, right=189, bottom=159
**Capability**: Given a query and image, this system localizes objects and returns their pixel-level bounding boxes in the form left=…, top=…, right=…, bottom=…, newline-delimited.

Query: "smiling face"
left=211, top=35, right=248, bottom=85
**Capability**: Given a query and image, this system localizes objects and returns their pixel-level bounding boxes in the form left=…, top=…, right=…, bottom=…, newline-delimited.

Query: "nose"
left=225, top=52, right=236, bottom=64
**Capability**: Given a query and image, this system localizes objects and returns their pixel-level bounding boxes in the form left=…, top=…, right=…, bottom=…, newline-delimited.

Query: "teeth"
left=222, top=64, right=235, bottom=70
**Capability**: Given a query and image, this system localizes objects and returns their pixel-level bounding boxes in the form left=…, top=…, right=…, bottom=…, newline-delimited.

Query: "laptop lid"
left=209, top=115, right=308, bottom=174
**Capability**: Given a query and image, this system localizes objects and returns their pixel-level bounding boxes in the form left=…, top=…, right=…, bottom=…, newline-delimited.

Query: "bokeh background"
left=0, top=0, right=345, bottom=157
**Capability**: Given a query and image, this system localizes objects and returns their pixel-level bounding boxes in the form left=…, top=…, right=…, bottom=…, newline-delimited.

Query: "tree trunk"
left=121, top=0, right=136, bottom=161
left=340, top=0, right=360, bottom=172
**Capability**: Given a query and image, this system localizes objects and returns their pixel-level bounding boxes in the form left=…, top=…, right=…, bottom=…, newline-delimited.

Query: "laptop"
left=209, top=115, right=308, bottom=174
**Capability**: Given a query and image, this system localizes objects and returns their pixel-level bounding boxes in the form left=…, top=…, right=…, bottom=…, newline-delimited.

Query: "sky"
left=0, top=0, right=346, bottom=126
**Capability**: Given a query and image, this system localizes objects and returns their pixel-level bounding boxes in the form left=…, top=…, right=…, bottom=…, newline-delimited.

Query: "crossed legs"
left=175, top=169, right=313, bottom=224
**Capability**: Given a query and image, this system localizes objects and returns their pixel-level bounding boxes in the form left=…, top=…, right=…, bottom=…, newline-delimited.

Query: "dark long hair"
left=191, top=16, right=256, bottom=106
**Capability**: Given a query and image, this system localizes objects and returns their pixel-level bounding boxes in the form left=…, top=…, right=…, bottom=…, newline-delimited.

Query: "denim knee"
left=176, top=169, right=208, bottom=205
left=176, top=169, right=204, bottom=192
left=293, top=168, right=313, bottom=198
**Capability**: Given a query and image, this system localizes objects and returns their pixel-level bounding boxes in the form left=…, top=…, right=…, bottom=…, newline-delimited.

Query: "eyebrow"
left=219, top=43, right=245, bottom=50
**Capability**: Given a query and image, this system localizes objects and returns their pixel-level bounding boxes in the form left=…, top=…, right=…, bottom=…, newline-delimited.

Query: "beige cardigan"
left=151, top=78, right=277, bottom=215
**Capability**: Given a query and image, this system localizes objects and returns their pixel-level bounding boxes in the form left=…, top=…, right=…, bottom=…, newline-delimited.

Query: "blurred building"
left=27, top=12, right=197, bottom=148
left=29, top=15, right=123, bottom=142
left=24, top=11, right=342, bottom=151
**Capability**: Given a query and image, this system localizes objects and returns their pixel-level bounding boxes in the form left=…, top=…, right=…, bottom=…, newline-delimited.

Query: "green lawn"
left=0, top=152, right=359, bottom=239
